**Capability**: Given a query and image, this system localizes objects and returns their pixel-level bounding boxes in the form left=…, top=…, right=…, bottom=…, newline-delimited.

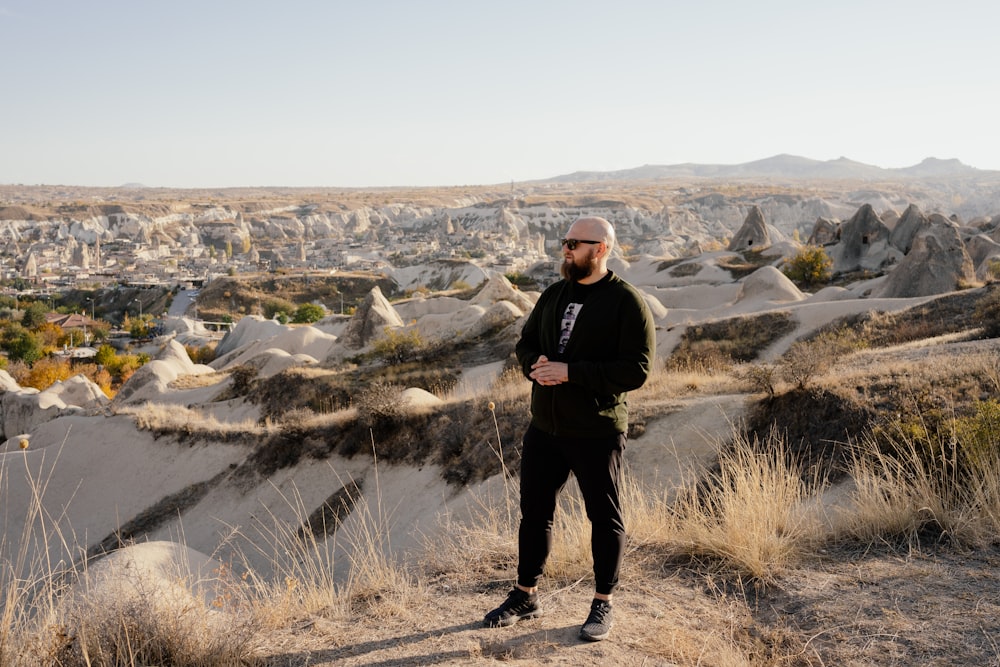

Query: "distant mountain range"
left=543, top=154, right=995, bottom=183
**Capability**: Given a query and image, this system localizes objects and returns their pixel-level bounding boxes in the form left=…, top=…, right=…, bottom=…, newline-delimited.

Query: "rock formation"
left=728, top=206, right=771, bottom=251
left=340, top=287, right=405, bottom=349
left=807, top=217, right=841, bottom=246
left=873, top=220, right=976, bottom=298
left=830, top=204, right=895, bottom=273
left=889, top=204, right=931, bottom=254
left=736, top=266, right=805, bottom=304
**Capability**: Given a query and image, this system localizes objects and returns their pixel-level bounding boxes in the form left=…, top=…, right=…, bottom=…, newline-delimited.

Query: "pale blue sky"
left=1, top=1, right=997, bottom=188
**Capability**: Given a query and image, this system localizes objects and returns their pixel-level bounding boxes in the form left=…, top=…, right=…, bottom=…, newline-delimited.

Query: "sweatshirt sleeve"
left=515, top=287, right=551, bottom=379
left=568, top=285, right=656, bottom=394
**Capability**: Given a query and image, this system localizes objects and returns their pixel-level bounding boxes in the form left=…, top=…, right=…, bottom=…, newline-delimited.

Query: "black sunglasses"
left=560, top=238, right=602, bottom=251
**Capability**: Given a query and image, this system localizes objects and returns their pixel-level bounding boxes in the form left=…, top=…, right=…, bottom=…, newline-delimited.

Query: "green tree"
left=782, top=245, right=833, bottom=287
left=3, top=325, right=43, bottom=364
left=292, top=302, right=326, bottom=324
left=21, top=301, right=48, bottom=329
left=129, top=316, right=151, bottom=339
left=95, top=344, right=117, bottom=368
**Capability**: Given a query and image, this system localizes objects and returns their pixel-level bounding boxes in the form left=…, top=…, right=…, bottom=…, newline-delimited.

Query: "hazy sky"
left=2, top=1, right=997, bottom=188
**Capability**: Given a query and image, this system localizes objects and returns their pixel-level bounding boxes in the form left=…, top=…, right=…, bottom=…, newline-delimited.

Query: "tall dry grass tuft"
left=1, top=439, right=81, bottom=667
left=239, top=481, right=346, bottom=624
left=243, top=441, right=419, bottom=627
left=340, top=437, right=421, bottom=618
left=421, top=398, right=521, bottom=586
left=662, top=432, right=825, bottom=582
left=840, top=407, right=1000, bottom=548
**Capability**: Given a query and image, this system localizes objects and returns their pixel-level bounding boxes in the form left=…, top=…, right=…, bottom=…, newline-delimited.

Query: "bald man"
left=484, top=216, right=656, bottom=641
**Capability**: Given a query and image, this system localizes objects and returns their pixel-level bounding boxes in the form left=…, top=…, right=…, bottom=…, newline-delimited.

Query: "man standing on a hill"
left=483, top=216, right=656, bottom=641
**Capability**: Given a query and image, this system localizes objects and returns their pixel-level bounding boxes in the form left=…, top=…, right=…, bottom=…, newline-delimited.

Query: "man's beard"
left=561, top=255, right=595, bottom=282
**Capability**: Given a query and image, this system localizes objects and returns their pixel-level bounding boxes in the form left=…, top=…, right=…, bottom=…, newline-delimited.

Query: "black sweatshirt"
left=515, top=270, right=656, bottom=438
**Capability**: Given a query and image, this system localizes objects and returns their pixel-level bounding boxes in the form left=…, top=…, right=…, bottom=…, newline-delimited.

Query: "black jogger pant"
left=516, top=424, right=626, bottom=596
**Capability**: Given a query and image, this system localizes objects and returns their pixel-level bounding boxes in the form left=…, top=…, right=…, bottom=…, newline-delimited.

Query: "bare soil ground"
left=254, top=541, right=1000, bottom=666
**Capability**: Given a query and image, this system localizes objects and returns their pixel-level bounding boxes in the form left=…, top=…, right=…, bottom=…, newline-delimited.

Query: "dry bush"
left=778, top=328, right=860, bottom=389
left=371, top=328, right=424, bottom=364
left=778, top=339, right=831, bottom=389
left=49, top=578, right=260, bottom=667
left=813, top=285, right=997, bottom=350
left=975, top=286, right=1000, bottom=338
left=731, top=362, right=778, bottom=397
left=667, top=262, right=702, bottom=278
left=663, top=433, right=825, bottom=582
left=841, top=400, right=1000, bottom=548
left=353, top=381, right=405, bottom=432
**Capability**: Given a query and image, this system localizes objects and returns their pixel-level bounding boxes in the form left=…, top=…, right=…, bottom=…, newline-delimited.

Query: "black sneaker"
left=483, top=588, right=542, bottom=627
left=579, top=599, right=613, bottom=641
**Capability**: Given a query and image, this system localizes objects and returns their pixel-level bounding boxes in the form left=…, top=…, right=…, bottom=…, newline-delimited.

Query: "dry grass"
left=167, top=371, right=228, bottom=390
left=7, top=391, right=1000, bottom=665
left=114, top=402, right=267, bottom=436
left=662, top=434, right=825, bottom=581
left=8, top=310, right=1000, bottom=664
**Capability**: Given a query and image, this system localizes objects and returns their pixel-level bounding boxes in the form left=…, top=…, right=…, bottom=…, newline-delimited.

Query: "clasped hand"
left=529, top=355, right=568, bottom=386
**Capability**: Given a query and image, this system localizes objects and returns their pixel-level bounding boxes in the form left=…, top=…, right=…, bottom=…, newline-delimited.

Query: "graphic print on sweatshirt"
left=558, top=302, right=583, bottom=354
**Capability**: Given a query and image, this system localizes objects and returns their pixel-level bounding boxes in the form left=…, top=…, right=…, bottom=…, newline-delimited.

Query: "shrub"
left=354, top=381, right=405, bottom=430
left=95, top=343, right=118, bottom=368
left=57, top=328, right=87, bottom=348
left=262, top=297, right=297, bottom=320
left=184, top=343, right=217, bottom=364
left=15, top=356, right=73, bottom=390
left=782, top=245, right=833, bottom=287
left=228, top=365, right=258, bottom=397
left=20, top=301, right=48, bottom=329
left=779, top=340, right=832, bottom=389
left=734, top=363, right=778, bottom=397
left=128, top=315, right=152, bottom=339
left=2, top=325, right=43, bottom=364
left=372, top=328, right=424, bottom=364
left=985, top=258, right=1000, bottom=283
left=94, top=344, right=150, bottom=385
left=778, top=329, right=859, bottom=389
left=35, top=321, right=63, bottom=351
left=504, top=272, right=535, bottom=289
left=292, top=302, right=325, bottom=324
